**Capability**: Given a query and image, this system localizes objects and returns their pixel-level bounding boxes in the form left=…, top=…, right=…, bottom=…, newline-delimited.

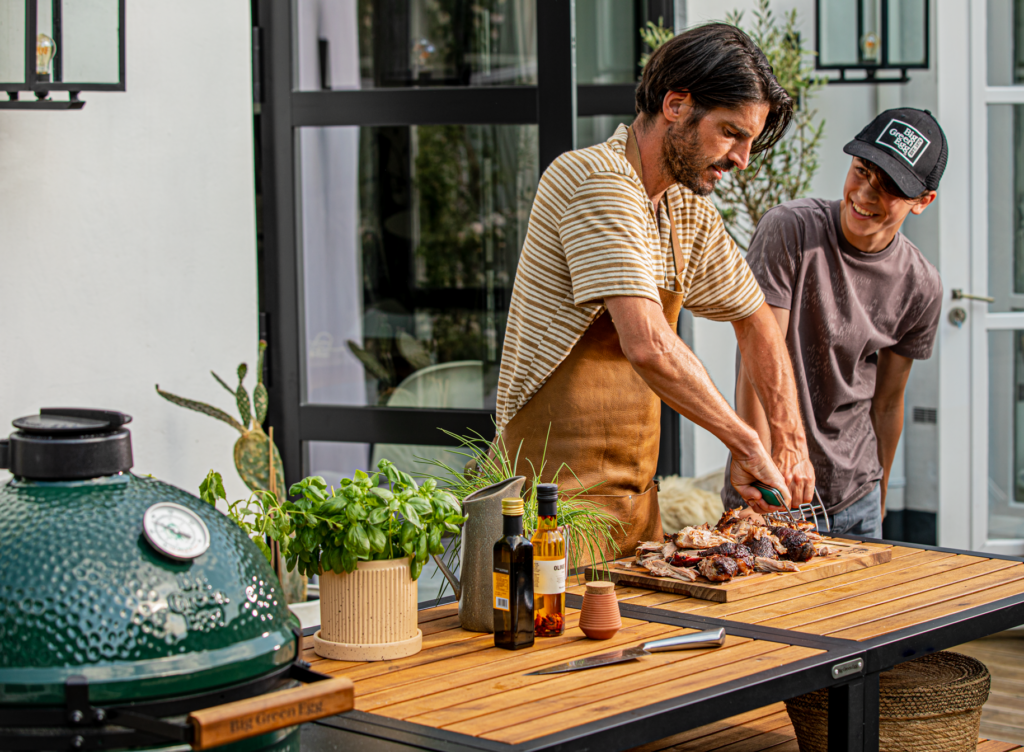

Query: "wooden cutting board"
left=584, top=539, right=893, bottom=603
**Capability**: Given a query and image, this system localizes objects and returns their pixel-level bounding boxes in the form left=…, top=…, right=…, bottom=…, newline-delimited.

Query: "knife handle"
left=643, top=628, right=726, bottom=652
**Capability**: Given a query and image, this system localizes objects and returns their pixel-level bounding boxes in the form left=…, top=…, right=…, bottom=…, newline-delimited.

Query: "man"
left=495, top=23, right=814, bottom=556
left=722, top=108, right=947, bottom=538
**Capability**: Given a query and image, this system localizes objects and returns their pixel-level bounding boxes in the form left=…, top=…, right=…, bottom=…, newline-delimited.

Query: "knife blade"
left=524, top=628, right=726, bottom=675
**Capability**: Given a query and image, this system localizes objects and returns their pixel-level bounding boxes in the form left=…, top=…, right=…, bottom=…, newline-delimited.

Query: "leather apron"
left=502, top=127, right=685, bottom=560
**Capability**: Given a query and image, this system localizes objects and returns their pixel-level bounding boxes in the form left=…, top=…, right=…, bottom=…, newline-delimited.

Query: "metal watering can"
left=432, top=476, right=526, bottom=633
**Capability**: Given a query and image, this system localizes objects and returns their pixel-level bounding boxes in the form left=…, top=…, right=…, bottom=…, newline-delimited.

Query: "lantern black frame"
left=0, top=0, right=126, bottom=110
left=814, top=0, right=930, bottom=84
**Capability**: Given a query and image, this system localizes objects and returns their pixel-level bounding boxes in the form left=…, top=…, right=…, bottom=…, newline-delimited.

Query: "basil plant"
left=285, top=459, right=465, bottom=581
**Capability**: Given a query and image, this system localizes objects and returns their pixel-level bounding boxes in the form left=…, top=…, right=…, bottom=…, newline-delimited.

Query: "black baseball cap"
left=843, top=108, right=948, bottom=198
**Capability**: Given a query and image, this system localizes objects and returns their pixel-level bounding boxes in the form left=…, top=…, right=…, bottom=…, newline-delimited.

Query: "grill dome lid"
left=0, top=409, right=300, bottom=706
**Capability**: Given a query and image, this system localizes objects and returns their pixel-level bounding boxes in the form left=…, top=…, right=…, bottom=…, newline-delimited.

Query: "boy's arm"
left=870, top=349, right=914, bottom=516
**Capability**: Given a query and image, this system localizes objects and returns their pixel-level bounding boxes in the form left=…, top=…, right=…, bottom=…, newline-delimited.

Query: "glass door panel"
left=298, top=124, right=538, bottom=410
left=988, top=331, right=1024, bottom=540
left=294, top=0, right=537, bottom=90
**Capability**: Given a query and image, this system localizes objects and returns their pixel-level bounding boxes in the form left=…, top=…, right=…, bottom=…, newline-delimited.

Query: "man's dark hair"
left=635, top=23, right=794, bottom=155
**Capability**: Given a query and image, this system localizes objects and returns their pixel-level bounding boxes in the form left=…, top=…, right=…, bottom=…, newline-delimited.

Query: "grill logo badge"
left=875, top=119, right=930, bottom=166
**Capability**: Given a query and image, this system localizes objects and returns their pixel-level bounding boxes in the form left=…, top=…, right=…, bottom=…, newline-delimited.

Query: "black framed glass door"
left=254, top=0, right=680, bottom=484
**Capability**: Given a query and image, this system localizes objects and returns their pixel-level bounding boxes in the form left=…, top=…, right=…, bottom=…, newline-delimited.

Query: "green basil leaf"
left=400, top=503, right=421, bottom=528
left=422, top=479, right=437, bottom=494
left=367, top=506, right=389, bottom=525
left=367, top=526, right=386, bottom=553
left=341, top=548, right=358, bottom=573
left=369, top=487, right=394, bottom=502
left=415, top=532, right=428, bottom=564
left=443, top=521, right=460, bottom=534
left=410, top=558, right=424, bottom=580
left=428, top=528, right=444, bottom=555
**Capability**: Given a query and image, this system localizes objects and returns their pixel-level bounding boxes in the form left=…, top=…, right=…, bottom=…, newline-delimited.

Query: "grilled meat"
left=674, top=526, right=733, bottom=550
left=635, top=541, right=664, bottom=564
left=768, top=526, right=816, bottom=562
left=746, top=536, right=778, bottom=560
left=662, top=540, right=679, bottom=560
left=640, top=558, right=699, bottom=581
left=670, top=552, right=702, bottom=567
left=698, top=555, right=738, bottom=582
left=754, top=557, right=801, bottom=573
left=696, top=542, right=749, bottom=558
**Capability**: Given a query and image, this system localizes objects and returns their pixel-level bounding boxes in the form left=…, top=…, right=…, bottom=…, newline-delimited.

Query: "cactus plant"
left=156, top=340, right=285, bottom=497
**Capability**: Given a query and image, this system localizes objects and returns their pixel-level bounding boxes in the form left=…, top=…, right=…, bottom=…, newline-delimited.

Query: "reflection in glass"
left=299, top=124, right=538, bottom=410
left=576, top=0, right=637, bottom=85
left=577, top=114, right=634, bottom=149
left=986, top=105, right=1024, bottom=304
left=988, top=331, right=1024, bottom=539
left=818, top=0, right=926, bottom=68
left=987, top=0, right=1024, bottom=85
left=294, top=0, right=536, bottom=90
left=0, top=1, right=25, bottom=84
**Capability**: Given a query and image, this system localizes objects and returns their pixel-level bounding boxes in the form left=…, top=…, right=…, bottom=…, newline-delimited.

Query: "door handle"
left=951, top=289, right=995, bottom=303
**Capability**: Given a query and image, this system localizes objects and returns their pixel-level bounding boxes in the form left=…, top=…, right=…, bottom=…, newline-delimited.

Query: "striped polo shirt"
left=495, top=123, right=764, bottom=431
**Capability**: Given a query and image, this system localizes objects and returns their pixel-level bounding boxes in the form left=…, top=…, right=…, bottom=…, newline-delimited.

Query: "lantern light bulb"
left=36, top=33, right=56, bottom=82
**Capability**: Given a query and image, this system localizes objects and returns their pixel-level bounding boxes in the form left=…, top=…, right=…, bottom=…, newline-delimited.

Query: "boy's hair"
left=860, top=158, right=933, bottom=201
left=635, top=23, right=794, bottom=155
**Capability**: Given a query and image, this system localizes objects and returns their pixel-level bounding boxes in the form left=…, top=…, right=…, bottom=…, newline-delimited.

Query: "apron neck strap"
left=626, top=126, right=683, bottom=293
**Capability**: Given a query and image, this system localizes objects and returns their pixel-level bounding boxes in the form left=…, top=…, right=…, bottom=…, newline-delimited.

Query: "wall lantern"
left=0, top=0, right=125, bottom=110
left=816, top=0, right=928, bottom=84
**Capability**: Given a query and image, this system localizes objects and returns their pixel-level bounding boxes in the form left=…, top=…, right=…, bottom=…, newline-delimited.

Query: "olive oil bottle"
left=493, top=497, right=534, bottom=649
left=531, top=483, right=566, bottom=637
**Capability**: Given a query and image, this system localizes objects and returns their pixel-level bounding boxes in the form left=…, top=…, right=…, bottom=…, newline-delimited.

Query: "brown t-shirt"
left=722, top=199, right=943, bottom=514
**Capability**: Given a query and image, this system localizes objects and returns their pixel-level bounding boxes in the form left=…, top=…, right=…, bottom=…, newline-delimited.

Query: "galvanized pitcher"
left=432, top=476, right=527, bottom=633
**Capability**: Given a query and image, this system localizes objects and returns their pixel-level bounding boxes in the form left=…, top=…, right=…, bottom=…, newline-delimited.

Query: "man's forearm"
left=733, top=304, right=805, bottom=451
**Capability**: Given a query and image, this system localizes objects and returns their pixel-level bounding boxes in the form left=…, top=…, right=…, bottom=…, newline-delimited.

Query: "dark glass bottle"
left=532, top=483, right=565, bottom=637
left=493, top=497, right=534, bottom=649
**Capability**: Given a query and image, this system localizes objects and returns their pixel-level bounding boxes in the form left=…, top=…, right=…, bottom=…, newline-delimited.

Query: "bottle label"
left=534, top=558, right=566, bottom=595
left=493, top=571, right=510, bottom=611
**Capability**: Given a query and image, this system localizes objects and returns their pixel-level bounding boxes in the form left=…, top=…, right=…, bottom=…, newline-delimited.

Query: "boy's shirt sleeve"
left=889, top=276, right=943, bottom=360
left=744, top=206, right=802, bottom=311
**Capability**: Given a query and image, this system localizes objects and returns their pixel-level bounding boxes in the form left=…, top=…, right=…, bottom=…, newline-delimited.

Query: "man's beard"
left=661, top=116, right=734, bottom=196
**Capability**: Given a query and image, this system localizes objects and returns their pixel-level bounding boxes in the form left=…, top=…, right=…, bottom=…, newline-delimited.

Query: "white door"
left=962, top=0, right=1024, bottom=555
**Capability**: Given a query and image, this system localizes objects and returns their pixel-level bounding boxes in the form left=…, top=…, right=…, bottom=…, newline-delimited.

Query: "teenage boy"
left=721, top=108, right=947, bottom=537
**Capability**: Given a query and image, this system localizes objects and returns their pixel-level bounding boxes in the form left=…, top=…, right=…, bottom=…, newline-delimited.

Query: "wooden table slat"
left=755, top=557, right=1017, bottom=630
left=482, top=646, right=822, bottom=743
left=415, top=638, right=787, bottom=734
left=357, top=621, right=684, bottom=714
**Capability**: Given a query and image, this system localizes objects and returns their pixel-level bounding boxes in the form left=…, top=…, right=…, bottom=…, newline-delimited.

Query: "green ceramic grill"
left=0, top=409, right=352, bottom=751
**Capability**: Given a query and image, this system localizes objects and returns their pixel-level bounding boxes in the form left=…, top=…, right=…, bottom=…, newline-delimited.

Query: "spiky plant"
left=156, top=340, right=284, bottom=497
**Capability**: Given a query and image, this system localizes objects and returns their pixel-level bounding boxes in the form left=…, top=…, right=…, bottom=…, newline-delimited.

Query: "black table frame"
left=299, top=539, right=1024, bottom=752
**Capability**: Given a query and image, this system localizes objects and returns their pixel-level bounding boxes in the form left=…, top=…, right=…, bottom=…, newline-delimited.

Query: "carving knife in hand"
left=524, top=629, right=726, bottom=675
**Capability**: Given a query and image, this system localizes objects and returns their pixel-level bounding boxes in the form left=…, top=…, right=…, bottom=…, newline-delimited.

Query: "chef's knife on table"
left=525, top=629, right=726, bottom=675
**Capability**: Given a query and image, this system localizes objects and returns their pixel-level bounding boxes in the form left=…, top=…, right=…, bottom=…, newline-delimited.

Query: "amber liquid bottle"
left=531, top=483, right=566, bottom=637
left=493, top=497, right=534, bottom=649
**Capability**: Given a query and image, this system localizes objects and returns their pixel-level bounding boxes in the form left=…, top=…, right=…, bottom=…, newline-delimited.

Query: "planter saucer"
left=313, top=628, right=422, bottom=661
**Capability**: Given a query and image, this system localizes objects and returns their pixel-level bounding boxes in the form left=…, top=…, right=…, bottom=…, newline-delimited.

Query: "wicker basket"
left=784, top=651, right=991, bottom=752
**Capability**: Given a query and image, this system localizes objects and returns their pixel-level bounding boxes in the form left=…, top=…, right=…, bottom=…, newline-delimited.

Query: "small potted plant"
left=286, top=459, right=465, bottom=661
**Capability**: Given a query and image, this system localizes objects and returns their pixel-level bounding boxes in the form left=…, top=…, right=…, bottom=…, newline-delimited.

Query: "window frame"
left=254, top=0, right=681, bottom=482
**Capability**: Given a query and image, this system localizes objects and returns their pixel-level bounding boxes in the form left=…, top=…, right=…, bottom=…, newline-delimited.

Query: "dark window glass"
left=298, top=124, right=538, bottom=409
left=577, top=114, right=634, bottom=148
left=294, top=0, right=537, bottom=90
left=576, top=0, right=638, bottom=85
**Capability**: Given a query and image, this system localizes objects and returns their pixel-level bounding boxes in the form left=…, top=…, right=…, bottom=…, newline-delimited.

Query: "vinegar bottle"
left=531, top=483, right=566, bottom=637
left=493, top=497, right=534, bottom=649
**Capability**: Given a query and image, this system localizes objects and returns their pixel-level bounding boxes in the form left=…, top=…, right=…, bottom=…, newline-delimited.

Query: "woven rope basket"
left=784, top=651, right=990, bottom=752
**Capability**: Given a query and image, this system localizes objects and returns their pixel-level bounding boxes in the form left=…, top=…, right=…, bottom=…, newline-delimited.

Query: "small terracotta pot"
left=579, top=581, right=621, bottom=640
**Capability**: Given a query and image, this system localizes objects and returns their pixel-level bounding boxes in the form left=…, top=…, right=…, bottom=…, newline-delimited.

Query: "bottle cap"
left=501, top=497, right=524, bottom=516
left=537, top=483, right=558, bottom=517
left=585, top=580, right=615, bottom=595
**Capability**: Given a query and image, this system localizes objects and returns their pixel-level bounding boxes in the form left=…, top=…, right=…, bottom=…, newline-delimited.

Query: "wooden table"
left=300, top=539, right=1024, bottom=752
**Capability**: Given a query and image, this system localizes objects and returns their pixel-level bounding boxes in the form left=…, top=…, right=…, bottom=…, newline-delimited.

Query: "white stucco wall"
left=0, top=0, right=258, bottom=502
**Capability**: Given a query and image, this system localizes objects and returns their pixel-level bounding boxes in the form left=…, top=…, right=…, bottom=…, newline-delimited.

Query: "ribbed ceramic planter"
left=314, top=557, right=422, bottom=661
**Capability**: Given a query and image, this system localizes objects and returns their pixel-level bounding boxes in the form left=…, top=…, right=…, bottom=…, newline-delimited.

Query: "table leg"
left=828, top=679, right=865, bottom=751
left=863, top=673, right=880, bottom=752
